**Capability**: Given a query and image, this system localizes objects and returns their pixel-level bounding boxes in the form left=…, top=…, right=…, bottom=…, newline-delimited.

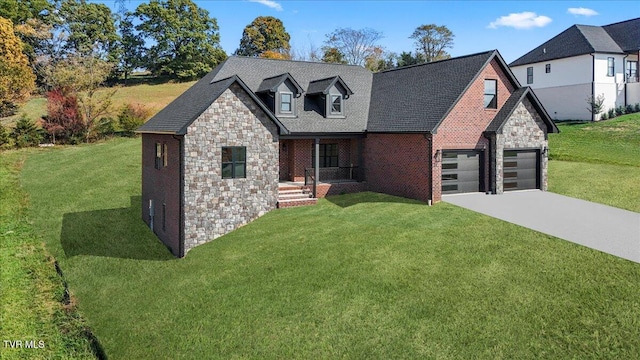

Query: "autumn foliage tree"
left=43, top=88, right=84, bottom=143
left=236, top=16, right=291, bottom=59
left=0, top=16, right=36, bottom=117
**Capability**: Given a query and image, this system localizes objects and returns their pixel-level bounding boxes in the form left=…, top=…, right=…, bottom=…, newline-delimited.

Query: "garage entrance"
left=503, top=150, right=539, bottom=191
left=441, top=150, right=482, bottom=194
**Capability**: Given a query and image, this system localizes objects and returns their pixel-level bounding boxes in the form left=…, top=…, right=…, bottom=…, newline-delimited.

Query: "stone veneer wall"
left=494, top=98, right=548, bottom=194
left=182, top=83, right=279, bottom=253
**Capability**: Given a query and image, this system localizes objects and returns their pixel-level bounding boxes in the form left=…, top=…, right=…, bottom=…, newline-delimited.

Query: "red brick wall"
left=316, top=181, right=367, bottom=197
left=287, top=139, right=354, bottom=182
left=431, top=58, right=516, bottom=202
left=364, top=133, right=431, bottom=203
left=141, top=134, right=182, bottom=256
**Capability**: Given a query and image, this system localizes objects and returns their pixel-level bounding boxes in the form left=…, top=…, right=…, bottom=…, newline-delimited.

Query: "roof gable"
left=307, top=76, right=354, bottom=97
left=136, top=74, right=288, bottom=135
left=256, top=72, right=304, bottom=95
left=367, top=50, right=519, bottom=133
left=510, top=23, right=626, bottom=67
left=485, top=87, right=558, bottom=134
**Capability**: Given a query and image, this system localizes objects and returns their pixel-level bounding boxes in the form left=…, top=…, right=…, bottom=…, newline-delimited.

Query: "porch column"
left=314, top=138, right=320, bottom=198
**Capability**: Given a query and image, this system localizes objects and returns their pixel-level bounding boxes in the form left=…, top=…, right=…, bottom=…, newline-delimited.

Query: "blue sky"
left=109, top=1, right=639, bottom=63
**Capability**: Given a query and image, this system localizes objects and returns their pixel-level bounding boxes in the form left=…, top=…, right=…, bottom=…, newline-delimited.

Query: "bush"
left=0, top=100, right=18, bottom=117
left=600, top=112, right=608, bottom=120
left=608, top=108, right=616, bottom=118
left=96, top=117, right=117, bottom=138
left=626, top=104, right=634, bottom=114
left=43, top=88, right=85, bottom=144
left=0, top=123, right=11, bottom=149
left=635, top=103, right=640, bottom=113
left=117, top=103, right=149, bottom=136
left=11, top=115, right=42, bottom=148
left=615, top=106, right=625, bottom=116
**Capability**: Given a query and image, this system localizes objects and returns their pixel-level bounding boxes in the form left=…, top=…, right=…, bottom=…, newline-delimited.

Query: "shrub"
left=635, top=103, right=640, bottom=113
left=117, top=103, right=149, bottom=136
left=11, top=115, right=42, bottom=148
left=96, top=117, right=117, bottom=138
left=600, top=112, right=608, bottom=120
left=615, top=106, right=625, bottom=116
left=0, top=100, right=18, bottom=117
left=0, top=123, right=11, bottom=149
left=43, top=88, right=85, bottom=144
left=608, top=108, right=615, bottom=118
left=626, top=104, right=634, bottom=114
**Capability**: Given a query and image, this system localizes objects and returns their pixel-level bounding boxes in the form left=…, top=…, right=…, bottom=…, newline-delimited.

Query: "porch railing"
left=304, top=165, right=363, bottom=185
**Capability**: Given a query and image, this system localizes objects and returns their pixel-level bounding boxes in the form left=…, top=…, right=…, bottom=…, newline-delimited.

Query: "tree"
left=259, top=50, right=290, bottom=60
left=321, top=47, right=347, bottom=64
left=117, top=12, right=145, bottom=83
left=410, top=24, right=454, bottom=62
left=11, top=114, right=42, bottom=148
left=0, top=16, right=36, bottom=117
left=396, top=51, right=425, bottom=68
left=58, top=0, right=120, bottom=60
left=43, top=87, right=84, bottom=144
left=364, top=46, right=395, bottom=72
left=323, top=27, right=383, bottom=66
left=135, top=0, right=227, bottom=80
left=236, top=16, right=291, bottom=58
left=0, top=122, right=10, bottom=148
left=586, top=93, right=605, bottom=119
left=0, top=0, right=55, bottom=62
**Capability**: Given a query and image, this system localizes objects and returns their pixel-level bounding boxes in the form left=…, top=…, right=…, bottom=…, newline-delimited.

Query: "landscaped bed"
left=15, top=137, right=640, bottom=358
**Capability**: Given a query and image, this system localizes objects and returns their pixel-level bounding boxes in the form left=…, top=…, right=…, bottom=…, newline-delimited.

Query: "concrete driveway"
left=442, top=191, right=640, bottom=263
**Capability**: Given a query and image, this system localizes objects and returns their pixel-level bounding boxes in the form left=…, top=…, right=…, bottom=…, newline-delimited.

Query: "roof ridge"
left=227, top=55, right=367, bottom=68
left=379, top=50, right=496, bottom=74
left=603, top=17, right=640, bottom=28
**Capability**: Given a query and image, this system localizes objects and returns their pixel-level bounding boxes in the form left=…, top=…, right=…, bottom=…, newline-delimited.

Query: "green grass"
left=19, top=138, right=640, bottom=359
left=0, top=150, right=96, bottom=359
left=1, top=80, right=195, bottom=127
left=549, top=113, right=640, bottom=167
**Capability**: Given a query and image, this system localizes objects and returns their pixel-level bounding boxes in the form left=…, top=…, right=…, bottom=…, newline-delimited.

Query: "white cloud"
left=248, top=0, right=283, bottom=11
left=567, top=7, right=599, bottom=17
left=488, top=12, right=552, bottom=29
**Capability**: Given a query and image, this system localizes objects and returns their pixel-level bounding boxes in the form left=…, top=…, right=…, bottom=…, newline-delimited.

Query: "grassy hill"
left=0, top=80, right=195, bottom=128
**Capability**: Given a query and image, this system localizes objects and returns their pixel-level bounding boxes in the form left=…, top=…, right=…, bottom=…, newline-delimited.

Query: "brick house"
left=137, top=50, right=558, bottom=257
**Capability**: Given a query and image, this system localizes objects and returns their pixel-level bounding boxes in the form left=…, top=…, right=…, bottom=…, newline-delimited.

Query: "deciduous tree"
left=134, top=0, right=227, bottom=80
left=236, top=16, right=291, bottom=58
left=323, top=27, right=383, bottom=66
left=58, top=0, right=120, bottom=60
left=0, top=16, right=36, bottom=117
left=321, top=47, right=347, bottom=64
left=410, top=24, right=454, bottom=62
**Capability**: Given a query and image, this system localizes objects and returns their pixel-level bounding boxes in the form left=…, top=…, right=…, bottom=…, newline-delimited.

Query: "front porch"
left=276, top=180, right=367, bottom=208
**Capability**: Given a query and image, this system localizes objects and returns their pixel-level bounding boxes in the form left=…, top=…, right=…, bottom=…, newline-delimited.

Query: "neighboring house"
left=510, top=17, right=640, bottom=121
left=136, top=50, right=558, bottom=257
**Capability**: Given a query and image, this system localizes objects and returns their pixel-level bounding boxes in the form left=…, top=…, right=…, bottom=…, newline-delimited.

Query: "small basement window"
left=221, top=147, right=246, bottom=179
left=330, top=95, right=342, bottom=114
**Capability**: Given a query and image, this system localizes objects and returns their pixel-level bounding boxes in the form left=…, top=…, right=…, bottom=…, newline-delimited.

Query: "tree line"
left=0, top=0, right=454, bottom=148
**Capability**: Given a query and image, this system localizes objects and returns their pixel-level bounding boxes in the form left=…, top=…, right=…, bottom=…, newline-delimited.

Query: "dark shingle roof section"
left=137, top=73, right=288, bottom=135
left=367, top=51, right=498, bottom=133
left=603, top=17, right=640, bottom=52
left=510, top=23, right=626, bottom=67
left=485, top=87, right=558, bottom=134
left=211, top=57, right=372, bottom=133
left=307, top=76, right=354, bottom=96
left=256, top=72, right=303, bottom=94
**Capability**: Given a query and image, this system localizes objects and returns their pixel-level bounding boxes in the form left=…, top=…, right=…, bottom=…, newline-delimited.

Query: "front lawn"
left=20, top=138, right=640, bottom=359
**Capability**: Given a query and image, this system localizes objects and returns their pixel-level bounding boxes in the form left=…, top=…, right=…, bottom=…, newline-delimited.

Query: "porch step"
left=277, top=185, right=316, bottom=208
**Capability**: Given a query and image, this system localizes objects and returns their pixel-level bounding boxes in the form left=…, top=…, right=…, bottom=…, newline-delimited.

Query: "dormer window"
left=256, top=73, right=303, bottom=118
left=307, top=76, right=353, bottom=118
left=280, top=92, right=292, bottom=113
left=330, top=95, right=342, bottom=114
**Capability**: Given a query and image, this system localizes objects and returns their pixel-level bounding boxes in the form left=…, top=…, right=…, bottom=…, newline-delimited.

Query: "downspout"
left=590, top=53, right=595, bottom=121
left=314, top=138, right=319, bottom=198
left=426, top=134, right=433, bottom=205
left=623, top=54, right=629, bottom=107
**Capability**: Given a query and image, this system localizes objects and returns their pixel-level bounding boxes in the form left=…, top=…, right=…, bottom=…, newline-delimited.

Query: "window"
left=221, top=147, right=246, bottom=179
left=155, top=143, right=167, bottom=169
left=526, top=67, right=533, bottom=84
left=484, top=80, right=497, bottom=109
left=607, top=57, right=615, bottom=77
left=545, top=64, right=551, bottom=73
left=330, top=95, right=342, bottom=114
left=627, top=61, right=638, bottom=82
left=312, top=143, right=339, bottom=168
left=280, top=92, right=292, bottom=113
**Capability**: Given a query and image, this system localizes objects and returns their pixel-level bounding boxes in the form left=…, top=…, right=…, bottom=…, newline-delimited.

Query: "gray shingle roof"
left=368, top=50, right=515, bottom=133
left=210, top=57, right=372, bottom=134
left=485, top=87, right=558, bottom=134
left=603, top=17, right=640, bottom=53
left=136, top=73, right=288, bottom=135
left=510, top=23, right=626, bottom=67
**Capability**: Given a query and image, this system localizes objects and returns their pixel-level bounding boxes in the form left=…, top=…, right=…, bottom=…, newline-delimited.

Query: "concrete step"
left=278, top=193, right=312, bottom=200
left=277, top=197, right=318, bottom=208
